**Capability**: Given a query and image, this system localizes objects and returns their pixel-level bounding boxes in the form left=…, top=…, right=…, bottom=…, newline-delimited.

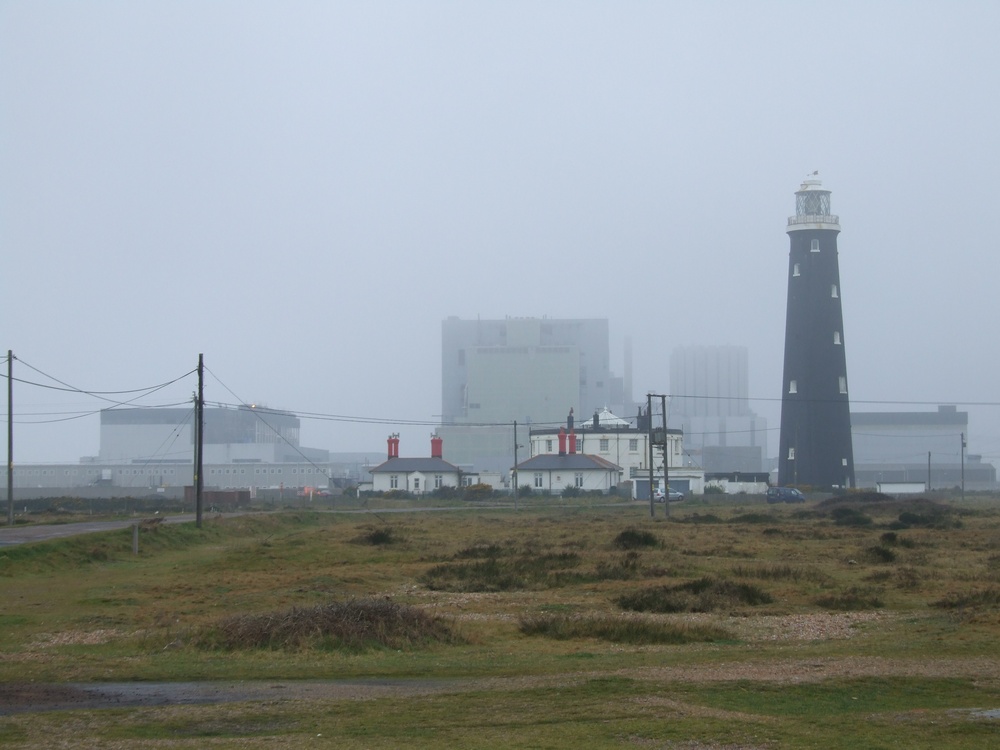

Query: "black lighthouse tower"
left=778, top=177, right=855, bottom=489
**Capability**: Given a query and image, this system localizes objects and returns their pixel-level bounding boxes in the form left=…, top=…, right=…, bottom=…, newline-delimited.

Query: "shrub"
left=932, top=588, right=1000, bottom=610
left=612, top=528, right=660, bottom=550
left=353, top=526, right=400, bottom=545
left=421, top=549, right=582, bottom=592
left=519, top=613, right=732, bottom=645
left=616, top=577, right=772, bottom=614
left=730, top=513, right=779, bottom=524
left=201, top=598, right=460, bottom=651
left=815, top=586, right=883, bottom=610
left=675, top=513, right=723, bottom=524
left=831, top=507, right=873, bottom=527
left=861, top=545, right=896, bottom=564
left=462, top=483, right=495, bottom=502
left=594, top=551, right=643, bottom=580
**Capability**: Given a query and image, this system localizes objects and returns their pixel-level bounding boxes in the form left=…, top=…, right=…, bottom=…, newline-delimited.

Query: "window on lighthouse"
left=839, top=376, right=848, bottom=394
left=811, top=239, right=820, bottom=252
left=789, top=380, right=798, bottom=394
left=831, top=284, right=839, bottom=298
left=793, top=263, right=800, bottom=277
left=834, top=331, right=842, bottom=345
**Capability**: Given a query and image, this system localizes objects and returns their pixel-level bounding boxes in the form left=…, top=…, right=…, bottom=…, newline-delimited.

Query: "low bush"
left=594, top=551, right=643, bottom=580
left=832, top=507, right=873, bottom=526
left=200, top=598, right=460, bottom=651
left=675, top=513, right=723, bottom=524
left=861, top=545, right=896, bottom=564
left=814, top=586, right=883, bottom=610
left=421, top=550, right=582, bottom=592
left=353, top=526, right=401, bottom=545
left=616, top=577, right=773, bottom=614
left=612, top=528, right=660, bottom=550
left=729, top=563, right=819, bottom=582
left=932, top=587, right=1000, bottom=610
left=518, top=613, right=732, bottom=645
left=463, top=483, right=495, bottom=502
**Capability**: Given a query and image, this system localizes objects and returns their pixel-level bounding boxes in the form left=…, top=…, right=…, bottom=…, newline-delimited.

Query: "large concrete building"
left=851, top=405, right=997, bottom=490
left=438, top=316, right=628, bottom=470
left=669, top=345, right=767, bottom=472
left=2, top=405, right=383, bottom=498
left=99, top=405, right=324, bottom=465
left=778, top=177, right=855, bottom=488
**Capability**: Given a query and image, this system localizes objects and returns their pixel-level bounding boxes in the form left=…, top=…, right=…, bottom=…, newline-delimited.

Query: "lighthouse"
left=777, top=176, right=855, bottom=489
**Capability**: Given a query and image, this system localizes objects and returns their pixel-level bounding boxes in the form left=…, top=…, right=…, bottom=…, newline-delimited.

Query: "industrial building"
left=669, top=345, right=768, bottom=473
left=851, top=405, right=996, bottom=491
left=438, top=316, right=630, bottom=471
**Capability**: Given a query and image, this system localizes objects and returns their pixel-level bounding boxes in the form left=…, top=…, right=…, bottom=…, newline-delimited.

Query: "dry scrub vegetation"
left=2, top=494, right=1000, bottom=747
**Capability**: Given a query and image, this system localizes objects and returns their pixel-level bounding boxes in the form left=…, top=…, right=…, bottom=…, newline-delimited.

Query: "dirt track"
left=5, top=656, right=1000, bottom=715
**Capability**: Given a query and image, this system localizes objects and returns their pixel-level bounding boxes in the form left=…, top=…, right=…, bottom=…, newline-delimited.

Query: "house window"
left=434, top=474, right=443, bottom=489
left=629, top=439, right=638, bottom=451
left=534, top=472, right=543, bottom=488
left=390, top=475, right=398, bottom=489
left=831, top=284, right=839, bottom=298
left=599, top=439, right=609, bottom=451
left=789, top=380, right=797, bottom=394
left=793, top=263, right=800, bottom=277
left=545, top=439, right=553, bottom=453
left=788, top=447, right=796, bottom=460
left=413, top=478, right=420, bottom=491
left=574, top=472, right=584, bottom=488
left=811, top=239, right=820, bottom=252
left=834, top=331, right=842, bottom=345
left=839, top=376, right=848, bottom=394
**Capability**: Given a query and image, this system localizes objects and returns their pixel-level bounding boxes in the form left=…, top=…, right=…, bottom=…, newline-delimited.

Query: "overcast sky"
left=2, top=1, right=998, bottom=466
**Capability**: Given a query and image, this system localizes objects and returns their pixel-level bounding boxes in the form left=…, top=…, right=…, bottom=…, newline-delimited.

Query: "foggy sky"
left=2, top=1, right=999, bottom=467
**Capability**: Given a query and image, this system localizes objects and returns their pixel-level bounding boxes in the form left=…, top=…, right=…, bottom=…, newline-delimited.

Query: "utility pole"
left=7, top=351, right=13, bottom=526
left=661, top=394, right=669, bottom=519
left=646, top=394, right=654, bottom=518
left=961, top=432, right=966, bottom=502
left=512, top=420, right=519, bottom=512
left=195, top=354, right=204, bottom=528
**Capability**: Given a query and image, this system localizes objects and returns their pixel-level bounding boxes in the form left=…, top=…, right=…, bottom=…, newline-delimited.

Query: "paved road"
left=0, top=514, right=199, bottom=547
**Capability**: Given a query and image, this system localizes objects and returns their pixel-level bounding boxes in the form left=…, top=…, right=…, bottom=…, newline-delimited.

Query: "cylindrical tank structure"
left=778, top=177, right=855, bottom=488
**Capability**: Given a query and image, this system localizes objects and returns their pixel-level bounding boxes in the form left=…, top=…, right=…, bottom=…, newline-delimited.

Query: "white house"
left=368, top=435, right=461, bottom=495
left=514, top=453, right=622, bottom=495
left=528, top=408, right=704, bottom=494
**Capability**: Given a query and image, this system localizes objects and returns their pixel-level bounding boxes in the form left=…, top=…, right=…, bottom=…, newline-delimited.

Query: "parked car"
left=766, top=486, right=805, bottom=503
left=654, top=488, right=685, bottom=502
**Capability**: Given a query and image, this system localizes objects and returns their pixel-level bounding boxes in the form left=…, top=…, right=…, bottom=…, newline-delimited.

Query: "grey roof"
left=368, top=457, right=460, bottom=474
left=514, top=454, right=621, bottom=472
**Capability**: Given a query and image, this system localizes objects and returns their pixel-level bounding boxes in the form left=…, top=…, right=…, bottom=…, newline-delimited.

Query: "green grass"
left=1, top=496, right=1000, bottom=747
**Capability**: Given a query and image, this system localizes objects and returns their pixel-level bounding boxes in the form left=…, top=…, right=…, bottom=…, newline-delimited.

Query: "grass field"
left=2, top=493, right=999, bottom=748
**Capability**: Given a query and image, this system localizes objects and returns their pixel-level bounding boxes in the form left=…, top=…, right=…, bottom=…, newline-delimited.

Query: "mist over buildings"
left=2, top=2, right=998, bottom=473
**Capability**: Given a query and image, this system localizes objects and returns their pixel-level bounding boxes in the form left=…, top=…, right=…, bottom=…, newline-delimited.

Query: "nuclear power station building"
left=778, top=178, right=856, bottom=488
